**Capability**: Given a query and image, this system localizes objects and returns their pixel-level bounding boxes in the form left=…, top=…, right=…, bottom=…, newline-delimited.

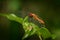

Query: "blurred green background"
left=0, top=0, right=60, bottom=40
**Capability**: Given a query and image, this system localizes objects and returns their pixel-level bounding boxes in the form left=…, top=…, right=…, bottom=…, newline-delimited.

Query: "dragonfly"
left=29, top=12, right=45, bottom=25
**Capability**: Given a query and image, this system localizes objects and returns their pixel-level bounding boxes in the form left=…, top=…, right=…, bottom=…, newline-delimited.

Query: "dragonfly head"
left=29, top=13, right=33, bottom=17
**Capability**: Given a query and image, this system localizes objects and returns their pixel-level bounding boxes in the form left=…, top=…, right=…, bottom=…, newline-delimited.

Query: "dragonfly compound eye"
left=29, top=13, right=33, bottom=17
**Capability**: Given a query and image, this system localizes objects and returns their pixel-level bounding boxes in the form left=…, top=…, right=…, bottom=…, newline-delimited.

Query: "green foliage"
left=39, top=27, right=51, bottom=39
left=0, top=14, right=56, bottom=40
left=0, top=14, right=23, bottom=23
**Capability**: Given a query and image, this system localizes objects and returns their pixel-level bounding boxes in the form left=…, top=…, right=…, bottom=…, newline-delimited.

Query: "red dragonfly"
left=29, top=13, right=45, bottom=24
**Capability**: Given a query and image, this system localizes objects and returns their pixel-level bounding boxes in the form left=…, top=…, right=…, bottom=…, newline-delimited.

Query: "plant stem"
left=39, top=36, right=42, bottom=40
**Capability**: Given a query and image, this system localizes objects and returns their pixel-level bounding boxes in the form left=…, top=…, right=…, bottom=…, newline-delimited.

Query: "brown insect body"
left=29, top=13, right=45, bottom=24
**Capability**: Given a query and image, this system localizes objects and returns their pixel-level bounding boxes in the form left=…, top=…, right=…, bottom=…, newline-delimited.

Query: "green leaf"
left=23, top=16, right=28, bottom=22
left=39, top=27, right=51, bottom=39
left=22, top=22, right=40, bottom=40
left=28, top=23, right=38, bottom=36
left=0, top=14, right=23, bottom=24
